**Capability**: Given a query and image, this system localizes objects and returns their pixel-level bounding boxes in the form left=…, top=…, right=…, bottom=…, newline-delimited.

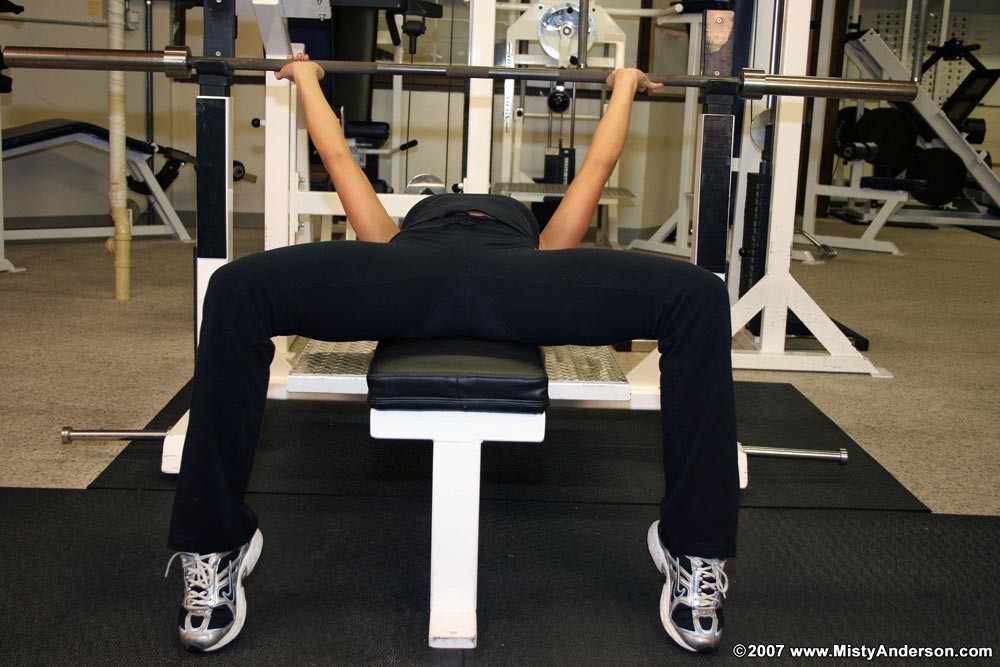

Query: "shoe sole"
left=201, top=529, right=264, bottom=653
left=647, top=522, right=699, bottom=653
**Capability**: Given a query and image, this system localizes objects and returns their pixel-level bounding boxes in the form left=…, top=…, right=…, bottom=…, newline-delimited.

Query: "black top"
left=400, top=193, right=539, bottom=244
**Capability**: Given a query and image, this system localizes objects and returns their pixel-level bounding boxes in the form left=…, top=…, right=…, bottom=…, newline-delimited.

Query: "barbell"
left=0, top=44, right=919, bottom=102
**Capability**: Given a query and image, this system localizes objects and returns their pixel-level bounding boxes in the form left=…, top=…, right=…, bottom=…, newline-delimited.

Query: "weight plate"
left=405, top=173, right=446, bottom=195
left=855, top=107, right=918, bottom=169
left=833, top=106, right=861, bottom=159
left=906, top=148, right=967, bottom=208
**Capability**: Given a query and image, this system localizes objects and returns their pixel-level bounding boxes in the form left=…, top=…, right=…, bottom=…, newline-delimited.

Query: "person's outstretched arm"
left=276, top=55, right=398, bottom=243
left=538, top=69, right=662, bottom=250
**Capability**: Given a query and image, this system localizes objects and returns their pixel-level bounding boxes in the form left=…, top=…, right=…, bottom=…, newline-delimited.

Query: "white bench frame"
left=370, top=408, right=546, bottom=648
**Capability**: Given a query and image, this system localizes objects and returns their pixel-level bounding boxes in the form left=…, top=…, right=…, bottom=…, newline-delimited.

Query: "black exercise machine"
left=831, top=35, right=999, bottom=213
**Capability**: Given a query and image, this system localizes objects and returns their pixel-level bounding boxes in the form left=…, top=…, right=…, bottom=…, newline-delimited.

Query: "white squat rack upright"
left=626, top=0, right=888, bottom=404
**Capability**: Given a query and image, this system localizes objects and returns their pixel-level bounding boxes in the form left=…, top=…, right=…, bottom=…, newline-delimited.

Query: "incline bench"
left=1, top=119, right=193, bottom=241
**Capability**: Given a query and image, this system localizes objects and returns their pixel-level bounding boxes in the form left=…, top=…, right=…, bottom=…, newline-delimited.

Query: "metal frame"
left=627, top=12, right=703, bottom=258
left=627, top=0, right=886, bottom=388
left=729, top=2, right=883, bottom=376
left=0, top=3, right=918, bottom=446
left=498, top=0, right=630, bottom=246
left=370, top=407, right=547, bottom=649
left=811, top=186, right=909, bottom=256
left=800, top=0, right=842, bottom=254
left=726, top=0, right=803, bottom=301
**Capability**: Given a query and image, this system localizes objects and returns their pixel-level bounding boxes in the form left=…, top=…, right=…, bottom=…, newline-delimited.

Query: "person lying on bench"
left=165, top=54, right=737, bottom=655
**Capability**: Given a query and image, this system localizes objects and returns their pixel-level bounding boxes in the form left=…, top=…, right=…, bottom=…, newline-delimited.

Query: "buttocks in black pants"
left=168, top=213, right=739, bottom=559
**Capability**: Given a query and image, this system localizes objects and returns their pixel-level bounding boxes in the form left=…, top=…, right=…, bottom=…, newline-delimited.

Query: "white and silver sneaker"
left=647, top=521, right=729, bottom=653
left=165, top=529, right=263, bottom=652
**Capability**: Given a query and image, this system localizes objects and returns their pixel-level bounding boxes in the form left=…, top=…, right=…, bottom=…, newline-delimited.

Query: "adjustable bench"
left=367, top=338, right=549, bottom=649
left=1, top=118, right=192, bottom=242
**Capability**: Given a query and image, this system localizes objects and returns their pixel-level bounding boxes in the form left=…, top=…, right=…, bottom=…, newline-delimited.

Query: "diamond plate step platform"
left=492, top=182, right=634, bottom=203
left=287, top=340, right=630, bottom=401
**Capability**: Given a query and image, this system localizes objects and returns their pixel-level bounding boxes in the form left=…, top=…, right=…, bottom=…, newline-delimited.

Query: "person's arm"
left=276, top=56, right=398, bottom=243
left=538, top=69, right=662, bottom=250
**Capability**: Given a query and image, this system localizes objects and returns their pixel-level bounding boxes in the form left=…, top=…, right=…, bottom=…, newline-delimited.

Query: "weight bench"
left=160, top=337, right=829, bottom=647
left=1, top=118, right=192, bottom=241
left=152, top=336, right=840, bottom=650
left=367, top=338, right=548, bottom=648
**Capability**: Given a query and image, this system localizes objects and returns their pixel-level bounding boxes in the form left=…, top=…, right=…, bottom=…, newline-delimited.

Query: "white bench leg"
left=161, top=410, right=190, bottom=474
left=429, top=439, right=482, bottom=649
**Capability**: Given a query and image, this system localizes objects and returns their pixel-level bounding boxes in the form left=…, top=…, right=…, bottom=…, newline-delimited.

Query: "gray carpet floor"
left=0, top=218, right=997, bottom=516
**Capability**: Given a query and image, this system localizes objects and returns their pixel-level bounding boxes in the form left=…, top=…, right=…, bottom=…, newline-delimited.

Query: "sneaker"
left=165, top=529, right=264, bottom=652
left=647, top=522, right=728, bottom=652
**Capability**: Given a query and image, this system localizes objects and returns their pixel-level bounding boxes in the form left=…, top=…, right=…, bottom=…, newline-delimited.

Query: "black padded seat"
left=343, top=120, right=390, bottom=148
left=367, top=338, right=549, bottom=413
left=2, top=118, right=195, bottom=163
left=859, top=176, right=927, bottom=194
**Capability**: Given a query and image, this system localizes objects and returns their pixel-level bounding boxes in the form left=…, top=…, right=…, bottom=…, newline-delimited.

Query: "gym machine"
left=801, top=26, right=1000, bottom=255
left=495, top=1, right=635, bottom=246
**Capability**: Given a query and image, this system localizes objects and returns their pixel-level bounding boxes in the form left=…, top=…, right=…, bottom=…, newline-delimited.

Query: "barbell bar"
left=741, top=445, right=849, bottom=465
left=1, top=45, right=918, bottom=102
left=61, top=427, right=169, bottom=444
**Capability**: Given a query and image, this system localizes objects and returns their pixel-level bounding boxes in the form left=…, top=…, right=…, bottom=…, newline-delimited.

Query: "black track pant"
left=168, top=223, right=739, bottom=558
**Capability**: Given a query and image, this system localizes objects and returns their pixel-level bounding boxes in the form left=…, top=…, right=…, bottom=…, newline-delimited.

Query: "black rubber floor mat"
left=963, top=225, right=1000, bottom=240
left=0, top=488, right=993, bottom=666
left=89, top=382, right=927, bottom=512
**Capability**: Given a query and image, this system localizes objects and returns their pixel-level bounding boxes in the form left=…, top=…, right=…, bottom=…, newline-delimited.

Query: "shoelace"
left=677, top=556, right=729, bottom=608
left=165, top=551, right=233, bottom=612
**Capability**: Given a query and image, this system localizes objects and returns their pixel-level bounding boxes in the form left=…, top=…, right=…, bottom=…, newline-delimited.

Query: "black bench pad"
left=3, top=118, right=157, bottom=155
left=367, top=338, right=549, bottom=413
left=859, top=176, right=927, bottom=193
left=2, top=118, right=194, bottom=163
left=343, top=121, right=390, bottom=148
